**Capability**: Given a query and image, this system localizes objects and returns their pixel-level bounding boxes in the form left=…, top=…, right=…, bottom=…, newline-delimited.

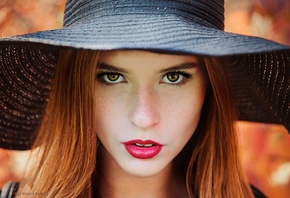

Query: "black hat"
left=1, top=0, right=290, bottom=150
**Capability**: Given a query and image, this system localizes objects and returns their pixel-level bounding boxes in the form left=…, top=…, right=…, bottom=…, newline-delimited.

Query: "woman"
left=0, top=0, right=289, bottom=197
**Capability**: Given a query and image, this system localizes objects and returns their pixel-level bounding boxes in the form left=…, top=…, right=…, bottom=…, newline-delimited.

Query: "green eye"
left=162, top=72, right=183, bottom=84
left=166, top=73, right=180, bottom=82
left=161, top=71, right=192, bottom=85
left=102, top=73, right=124, bottom=83
left=106, top=73, right=120, bottom=81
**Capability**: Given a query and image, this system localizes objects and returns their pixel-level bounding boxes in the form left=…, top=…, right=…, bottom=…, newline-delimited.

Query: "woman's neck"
left=97, top=147, right=188, bottom=198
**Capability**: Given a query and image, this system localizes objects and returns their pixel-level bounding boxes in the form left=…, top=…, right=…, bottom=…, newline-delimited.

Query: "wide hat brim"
left=1, top=7, right=290, bottom=150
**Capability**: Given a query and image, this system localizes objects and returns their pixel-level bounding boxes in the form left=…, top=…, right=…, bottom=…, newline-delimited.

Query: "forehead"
left=101, top=50, right=199, bottom=68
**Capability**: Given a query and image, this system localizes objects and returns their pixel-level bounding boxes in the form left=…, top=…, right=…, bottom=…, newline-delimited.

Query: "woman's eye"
left=105, top=73, right=121, bottom=82
left=161, top=72, right=190, bottom=84
left=166, top=73, right=180, bottom=82
left=97, top=72, right=125, bottom=84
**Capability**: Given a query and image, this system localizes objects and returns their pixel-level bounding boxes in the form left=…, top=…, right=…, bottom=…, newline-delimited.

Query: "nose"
left=129, top=87, right=160, bottom=129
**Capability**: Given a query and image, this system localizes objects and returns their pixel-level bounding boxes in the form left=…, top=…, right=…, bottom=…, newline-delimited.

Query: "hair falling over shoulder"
left=20, top=49, right=101, bottom=198
left=19, top=50, right=254, bottom=198
left=179, top=58, right=255, bottom=198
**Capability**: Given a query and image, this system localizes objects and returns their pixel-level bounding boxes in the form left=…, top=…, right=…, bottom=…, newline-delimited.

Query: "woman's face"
left=95, top=50, right=208, bottom=177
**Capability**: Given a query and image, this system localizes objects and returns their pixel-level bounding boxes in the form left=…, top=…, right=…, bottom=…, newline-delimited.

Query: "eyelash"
left=162, top=71, right=192, bottom=86
left=96, top=71, right=192, bottom=86
left=96, top=72, right=124, bottom=86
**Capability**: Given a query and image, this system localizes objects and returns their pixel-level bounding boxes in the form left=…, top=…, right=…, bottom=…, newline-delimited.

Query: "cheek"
left=163, top=96, right=204, bottom=142
left=161, top=84, right=207, bottom=149
left=94, top=92, right=125, bottom=139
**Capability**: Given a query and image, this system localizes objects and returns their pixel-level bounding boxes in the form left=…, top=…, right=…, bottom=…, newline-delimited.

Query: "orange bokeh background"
left=0, top=0, right=290, bottom=197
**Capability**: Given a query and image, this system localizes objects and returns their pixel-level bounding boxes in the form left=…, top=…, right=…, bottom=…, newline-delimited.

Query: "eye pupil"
left=167, top=73, right=179, bottom=82
left=107, top=74, right=119, bottom=81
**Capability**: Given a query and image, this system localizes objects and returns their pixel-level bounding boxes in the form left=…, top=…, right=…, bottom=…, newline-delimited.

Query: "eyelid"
left=96, top=71, right=126, bottom=85
left=161, top=71, right=192, bottom=86
left=162, top=70, right=192, bottom=80
left=164, top=70, right=192, bottom=78
left=96, top=71, right=121, bottom=78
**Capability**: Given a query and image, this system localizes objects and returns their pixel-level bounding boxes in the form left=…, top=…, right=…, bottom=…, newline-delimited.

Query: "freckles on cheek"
left=172, top=96, right=203, bottom=120
left=96, top=97, right=113, bottom=119
left=95, top=94, right=126, bottom=130
left=166, top=95, right=204, bottom=135
left=95, top=94, right=111, bottom=126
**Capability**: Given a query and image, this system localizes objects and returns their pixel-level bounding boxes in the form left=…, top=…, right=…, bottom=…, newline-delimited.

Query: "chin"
left=118, top=158, right=172, bottom=178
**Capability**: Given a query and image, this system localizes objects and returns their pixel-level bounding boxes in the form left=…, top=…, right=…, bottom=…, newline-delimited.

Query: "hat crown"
left=63, top=0, right=225, bottom=30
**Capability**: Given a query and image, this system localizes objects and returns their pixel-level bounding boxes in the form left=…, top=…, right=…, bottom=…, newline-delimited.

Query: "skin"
left=94, top=50, right=208, bottom=197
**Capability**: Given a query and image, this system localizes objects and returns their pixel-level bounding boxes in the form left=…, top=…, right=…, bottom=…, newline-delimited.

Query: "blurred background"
left=0, top=0, right=290, bottom=197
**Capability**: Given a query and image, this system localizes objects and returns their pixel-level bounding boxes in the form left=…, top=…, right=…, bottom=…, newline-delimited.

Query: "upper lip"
left=123, top=139, right=163, bottom=146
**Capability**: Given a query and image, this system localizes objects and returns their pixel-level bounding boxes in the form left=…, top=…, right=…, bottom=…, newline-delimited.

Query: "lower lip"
left=124, top=144, right=162, bottom=159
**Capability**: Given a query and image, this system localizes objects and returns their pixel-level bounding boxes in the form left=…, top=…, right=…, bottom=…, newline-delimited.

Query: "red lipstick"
left=123, top=139, right=163, bottom=159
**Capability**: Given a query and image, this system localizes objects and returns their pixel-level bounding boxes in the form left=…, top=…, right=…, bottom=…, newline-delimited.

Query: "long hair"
left=178, top=58, right=254, bottom=198
left=21, top=50, right=253, bottom=198
left=21, top=49, right=100, bottom=197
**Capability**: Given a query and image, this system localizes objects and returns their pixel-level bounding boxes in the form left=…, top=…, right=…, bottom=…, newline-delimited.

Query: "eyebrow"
left=98, top=63, right=129, bottom=73
left=159, top=62, right=198, bottom=73
left=98, top=62, right=198, bottom=73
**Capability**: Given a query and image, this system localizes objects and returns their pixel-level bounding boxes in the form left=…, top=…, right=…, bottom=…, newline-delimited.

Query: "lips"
left=123, top=139, right=163, bottom=159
